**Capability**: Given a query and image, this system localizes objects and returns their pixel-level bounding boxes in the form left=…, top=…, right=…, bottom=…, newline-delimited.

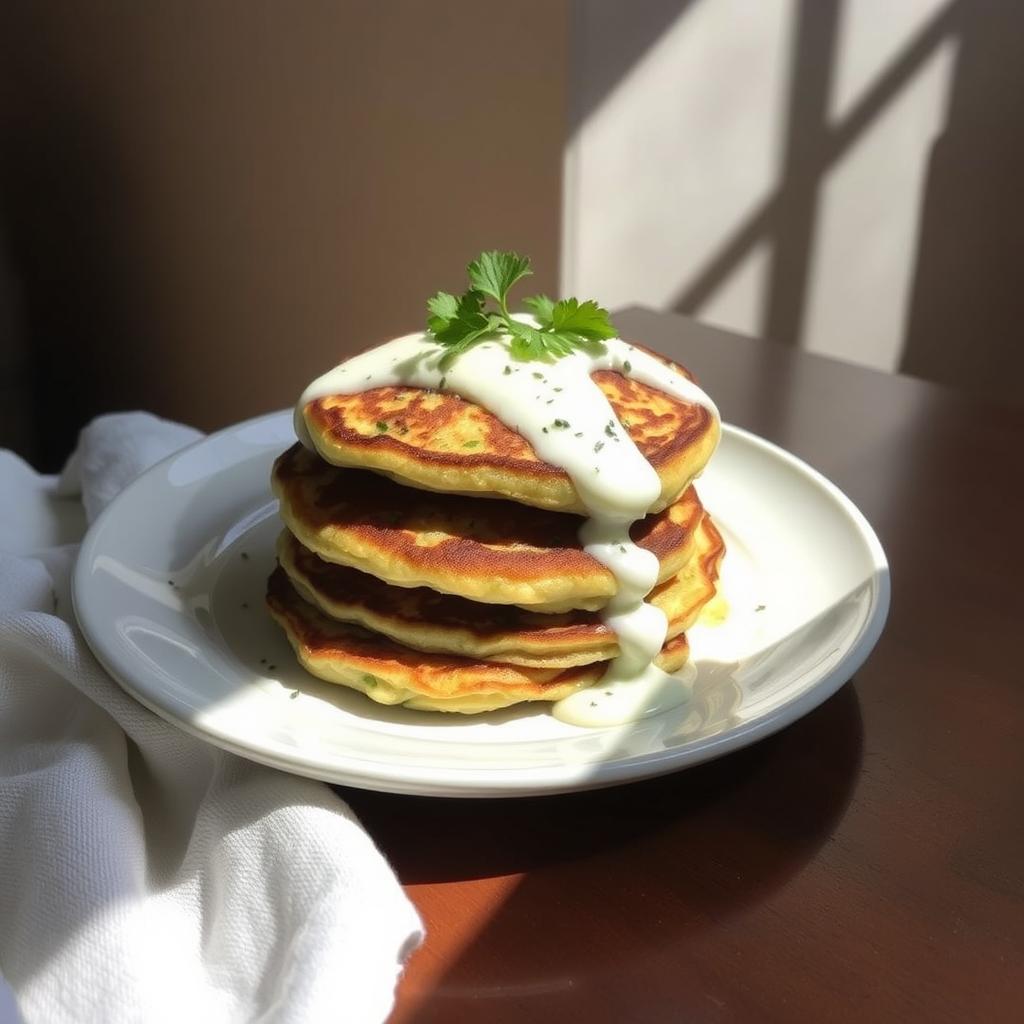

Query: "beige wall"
left=0, top=2, right=568, bottom=467
left=565, top=0, right=1024, bottom=405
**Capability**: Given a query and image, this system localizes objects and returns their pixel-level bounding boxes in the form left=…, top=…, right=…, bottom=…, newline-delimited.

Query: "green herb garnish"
left=426, top=250, right=617, bottom=367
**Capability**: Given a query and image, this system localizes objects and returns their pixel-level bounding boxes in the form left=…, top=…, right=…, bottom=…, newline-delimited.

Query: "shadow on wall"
left=567, top=0, right=697, bottom=141
left=672, top=0, right=847, bottom=352
left=900, top=3, right=1024, bottom=409
left=571, top=0, right=1022, bottom=407
left=665, top=0, right=963, bottom=355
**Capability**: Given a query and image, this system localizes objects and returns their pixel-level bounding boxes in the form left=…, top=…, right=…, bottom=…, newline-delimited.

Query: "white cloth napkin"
left=0, top=413, right=423, bottom=1024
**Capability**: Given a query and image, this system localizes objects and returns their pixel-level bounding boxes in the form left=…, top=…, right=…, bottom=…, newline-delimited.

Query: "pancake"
left=272, top=442, right=705, bottom=612
left=276, top=514, right=724, bottom=668
left=300, top=349, right=719, bottom=515
left=266, top=567, right=692, bottom=713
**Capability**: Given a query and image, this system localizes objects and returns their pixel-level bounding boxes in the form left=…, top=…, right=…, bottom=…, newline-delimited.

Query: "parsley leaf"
left=426, top=290, right=505, bottom=367
left=468, top=251, right=532, bottom=308
left=427, top=290, right=486, bottom=343
left=550, top=298, right=617, bottom=341
left=425, top=251, right=618, bottom=367
left=522, top=294, right=556, bottom=327
left=507, top=319, right=552, bottom=361
left=426, top=291, right=459, bottom=324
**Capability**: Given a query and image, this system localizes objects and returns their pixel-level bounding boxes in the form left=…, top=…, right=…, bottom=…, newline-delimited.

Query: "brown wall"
left=0, top=2, right=568, bottom=469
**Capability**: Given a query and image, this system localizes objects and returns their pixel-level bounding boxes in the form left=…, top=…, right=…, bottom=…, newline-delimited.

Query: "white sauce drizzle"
left=294, top=326, right=719, bottom=727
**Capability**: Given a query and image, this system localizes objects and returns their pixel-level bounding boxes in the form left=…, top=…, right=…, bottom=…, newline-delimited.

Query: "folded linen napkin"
left=0, top=413, right=423, bottom=1024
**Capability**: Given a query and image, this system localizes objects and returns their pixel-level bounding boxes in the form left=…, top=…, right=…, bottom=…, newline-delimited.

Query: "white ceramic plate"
left=73, top=412, right=889, bottom=797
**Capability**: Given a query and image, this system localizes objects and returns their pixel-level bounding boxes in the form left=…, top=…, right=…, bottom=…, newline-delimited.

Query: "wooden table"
left=346, top=308, right=1024, bottom=1023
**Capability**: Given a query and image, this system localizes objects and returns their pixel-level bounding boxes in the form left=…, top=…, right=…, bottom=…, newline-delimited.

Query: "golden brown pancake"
left=272, top=443, right=705, bottom=612
left=266, top=567, right=692, bottom=713
left=276, top=514, right=724, bottom=668
left=301, top=350, right=719, bottom=514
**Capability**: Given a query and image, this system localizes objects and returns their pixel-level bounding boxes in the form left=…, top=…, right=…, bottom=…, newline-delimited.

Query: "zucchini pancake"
left=272, top=443, right=707, bottom=612
left=267, top=252, right=725, bottom=723
left=300, top=350, right=718, bottom=515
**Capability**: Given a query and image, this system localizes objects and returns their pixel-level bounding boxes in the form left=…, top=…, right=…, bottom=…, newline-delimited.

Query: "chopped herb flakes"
left=463, top=440, right=480, bottom=449
left=594, top=441, right=605, bottom=453
left=375, top=421, right=389, bottom=432
left=623, top=360, right=632, bottom=373
left=552, top=418, right=570, bottom=429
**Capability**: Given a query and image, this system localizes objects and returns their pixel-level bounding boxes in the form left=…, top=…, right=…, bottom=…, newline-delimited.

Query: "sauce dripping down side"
left=295, top=329, right=719, bottom=726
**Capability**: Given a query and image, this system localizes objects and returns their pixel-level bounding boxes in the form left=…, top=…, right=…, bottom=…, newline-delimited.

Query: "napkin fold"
left=0, top=413, right=423, bottom=1024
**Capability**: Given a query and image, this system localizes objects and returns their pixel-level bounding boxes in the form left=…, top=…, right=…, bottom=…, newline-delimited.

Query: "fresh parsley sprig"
left=426, top=251, right=617, bottom=367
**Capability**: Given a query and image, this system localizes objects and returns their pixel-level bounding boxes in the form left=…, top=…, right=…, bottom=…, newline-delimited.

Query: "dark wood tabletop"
left=345, top=307, right=1024, bottom=1024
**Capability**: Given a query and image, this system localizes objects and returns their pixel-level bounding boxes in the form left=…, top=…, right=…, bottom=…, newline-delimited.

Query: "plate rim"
left=73, top=412, right=890, bottom=798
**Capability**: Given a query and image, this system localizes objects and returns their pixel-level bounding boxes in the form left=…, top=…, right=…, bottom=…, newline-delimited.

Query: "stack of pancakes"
left=267, top=356, right=724, bottom=713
